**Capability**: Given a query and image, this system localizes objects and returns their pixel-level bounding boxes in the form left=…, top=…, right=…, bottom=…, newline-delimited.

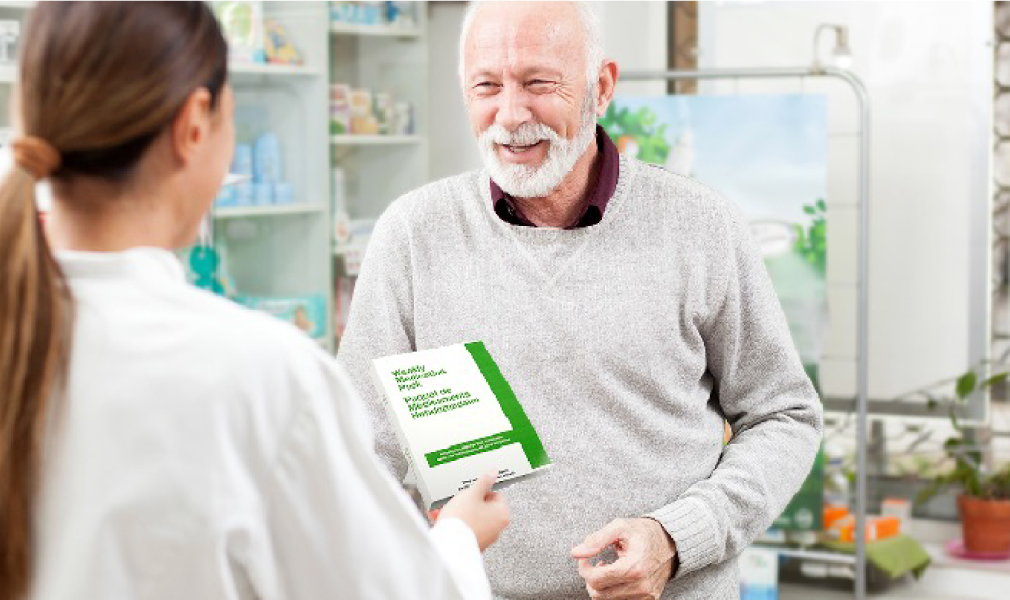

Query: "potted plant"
left=914, top=368, right=1010, bottom=553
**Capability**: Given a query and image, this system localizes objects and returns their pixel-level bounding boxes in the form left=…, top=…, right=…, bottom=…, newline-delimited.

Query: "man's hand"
left=570, top=517, right=677, bottom=600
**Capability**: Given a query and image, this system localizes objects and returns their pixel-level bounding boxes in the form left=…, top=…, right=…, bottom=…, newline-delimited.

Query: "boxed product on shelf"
left=330, top=1, right=383, bottom=27
left=739, top=548, right=778, bottom=600
left=349, top=88, right=379, bottom=134
left=211, top=1, right=266, bottom=64
left=253, top=132, right=282, bottom=183
left=214, top=131, right=297, bottom=208
left=235, top=294, right=328, bottom=342
left=0, top=19, right=19, bottom=64
left=332, top=84, right=414, bottom=136
left=330, top=84, right=351, bottom=134
left=832, top=515, right=900, bottom=543
left=264, top=17, right=303, bottom=65
left=394, top=100, right=414, bottom=135
left=330, top=1, right=417, bottom=30
left=375, top=92, right=393, bottom=135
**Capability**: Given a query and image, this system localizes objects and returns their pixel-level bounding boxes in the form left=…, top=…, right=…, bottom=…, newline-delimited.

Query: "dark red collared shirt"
left=490, top=125, right=619, bottom=229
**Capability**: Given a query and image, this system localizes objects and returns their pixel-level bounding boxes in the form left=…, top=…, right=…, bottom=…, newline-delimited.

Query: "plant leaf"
left=982, top=371, right=1009, bottom=388
left=956, top=371, right=977, bottom=400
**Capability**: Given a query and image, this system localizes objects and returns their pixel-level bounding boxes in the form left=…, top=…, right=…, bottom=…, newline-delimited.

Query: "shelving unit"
left=331, top=134, right=422, bottom=145
left=329, top=1, right=430, bottom=348
left=214, top=203, right=325, bottom=219
left=229, top=62, right=322, bottom=77
left=0, top=2, right=29, bottom=133
left=330, top=23, right=422, bottom=38
left=210, top=1, right=333, bottom=349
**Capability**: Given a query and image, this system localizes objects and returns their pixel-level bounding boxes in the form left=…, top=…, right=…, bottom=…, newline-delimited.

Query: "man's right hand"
left=437, top=472, right=510, bottom=552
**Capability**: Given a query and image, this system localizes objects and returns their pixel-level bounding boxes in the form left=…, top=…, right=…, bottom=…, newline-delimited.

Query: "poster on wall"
left=601, top=94, right=829, bottom=390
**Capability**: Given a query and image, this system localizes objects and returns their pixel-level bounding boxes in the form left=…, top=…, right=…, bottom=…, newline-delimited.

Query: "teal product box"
left=235, top=294, right=327, bottom=342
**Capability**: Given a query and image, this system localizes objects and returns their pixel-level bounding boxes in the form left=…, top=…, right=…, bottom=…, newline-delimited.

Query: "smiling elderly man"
left=337, top=2, right=823, bottom=599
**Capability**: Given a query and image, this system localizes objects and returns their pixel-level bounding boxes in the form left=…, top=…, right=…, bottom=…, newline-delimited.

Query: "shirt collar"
left=489, top=124, right=620, bottom=229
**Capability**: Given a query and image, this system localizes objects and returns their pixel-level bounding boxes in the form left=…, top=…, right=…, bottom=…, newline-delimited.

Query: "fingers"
left=472, top=471, right=498, bottom=497
left=579, top=556, right=645, bottom=590
left=571, top=519, right=626, bottom=558
left=586, top=579, right=655, bottom=600
left=427, top=509, right=441, bottom=523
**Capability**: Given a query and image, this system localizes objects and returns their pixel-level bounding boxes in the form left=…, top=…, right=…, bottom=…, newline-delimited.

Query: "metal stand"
left=621, top=67, right=871, bottom=600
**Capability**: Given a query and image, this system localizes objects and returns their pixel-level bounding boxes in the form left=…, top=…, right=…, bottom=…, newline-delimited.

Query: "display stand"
left=622, top=66, right=871, bottom=600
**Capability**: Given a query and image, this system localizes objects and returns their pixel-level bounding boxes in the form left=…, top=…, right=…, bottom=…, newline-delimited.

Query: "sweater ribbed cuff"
left=645, top=497, right=721, bottom=578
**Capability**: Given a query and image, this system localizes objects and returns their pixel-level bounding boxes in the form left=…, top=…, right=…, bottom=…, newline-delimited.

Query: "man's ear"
left=596, top=60, right=619, bottom=117
left=170, top=88, right=213, bottom=165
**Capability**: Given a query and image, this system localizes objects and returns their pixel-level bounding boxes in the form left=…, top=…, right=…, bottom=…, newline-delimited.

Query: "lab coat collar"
left=57, top=247, right=186, bottom=285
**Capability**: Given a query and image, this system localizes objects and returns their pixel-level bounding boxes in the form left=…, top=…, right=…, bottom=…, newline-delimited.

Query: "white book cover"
left=371, top=341, right=551, bottom=509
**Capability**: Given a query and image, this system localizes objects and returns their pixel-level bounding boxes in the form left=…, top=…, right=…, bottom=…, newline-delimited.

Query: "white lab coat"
left=32, top=247, right=490, bottom=600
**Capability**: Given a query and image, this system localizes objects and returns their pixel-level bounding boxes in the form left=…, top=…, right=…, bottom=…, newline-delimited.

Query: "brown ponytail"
left=0, top=3, right=227, bottom=598
left=0, top=164, right=71, bottom=599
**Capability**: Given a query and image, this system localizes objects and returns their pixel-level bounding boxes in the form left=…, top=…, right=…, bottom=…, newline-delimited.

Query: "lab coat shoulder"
left=183, top=294, right=491, bottom=599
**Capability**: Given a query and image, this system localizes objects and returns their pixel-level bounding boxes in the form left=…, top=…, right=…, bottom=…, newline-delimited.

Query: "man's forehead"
left=464, top=6, right=584, bottom=72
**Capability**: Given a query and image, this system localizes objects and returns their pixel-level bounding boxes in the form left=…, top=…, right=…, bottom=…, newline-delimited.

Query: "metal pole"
left=622, top=67, right=871, bottom=600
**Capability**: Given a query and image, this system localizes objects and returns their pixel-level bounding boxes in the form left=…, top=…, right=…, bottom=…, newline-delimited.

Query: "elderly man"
left=337, top=2, right=823, bottom=599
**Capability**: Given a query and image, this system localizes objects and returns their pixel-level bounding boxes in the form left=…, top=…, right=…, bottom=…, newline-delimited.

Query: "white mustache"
left=481, top=123, right=560, bottom=147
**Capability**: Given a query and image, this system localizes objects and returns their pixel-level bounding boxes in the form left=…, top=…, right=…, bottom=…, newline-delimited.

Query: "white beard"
left=478, top=91, right=598, bottom=199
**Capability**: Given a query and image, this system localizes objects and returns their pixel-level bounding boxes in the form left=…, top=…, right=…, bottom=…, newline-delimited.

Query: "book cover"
left=371, top=341, right=551, bottom=509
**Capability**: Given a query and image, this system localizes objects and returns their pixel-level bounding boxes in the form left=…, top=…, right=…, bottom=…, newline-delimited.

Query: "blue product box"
left=231, top=144, right=253, bottom=176
left=272, top=182, right=293, bottom=205
left=252, top=183, right=272, bottom=205
left=253, top=132, right=282, bottom=184
left=234, top=182, right=253, bottom=206
left=215, top=186, right=238, bottom=208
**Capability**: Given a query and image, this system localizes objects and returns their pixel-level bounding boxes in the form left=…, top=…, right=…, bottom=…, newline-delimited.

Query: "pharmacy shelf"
left=0, top=63, right=15, bottom=84
left=752, top=545, right=857, bottom=565
left=228, top=62, right=321, bottom=78
left=330, top=134, right=422, bottom=146
left=329, top=23, right=422, bottom=38
left=213, top=204, right=325, bottom=219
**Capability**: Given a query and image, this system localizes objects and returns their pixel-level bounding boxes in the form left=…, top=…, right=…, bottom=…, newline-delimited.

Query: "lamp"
left=813, top=24, right=853, bottom=70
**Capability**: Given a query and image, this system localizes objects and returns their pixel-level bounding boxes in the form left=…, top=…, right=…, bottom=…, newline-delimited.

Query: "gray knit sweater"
left=337, top=157, right=823, bottom=599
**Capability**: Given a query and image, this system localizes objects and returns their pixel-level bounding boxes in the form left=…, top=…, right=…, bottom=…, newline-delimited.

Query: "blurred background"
left=4, top=1, right=1009, bottom=598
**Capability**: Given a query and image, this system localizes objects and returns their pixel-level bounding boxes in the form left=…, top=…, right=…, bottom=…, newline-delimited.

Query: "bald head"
left=458, top=1, right=603, bottom=90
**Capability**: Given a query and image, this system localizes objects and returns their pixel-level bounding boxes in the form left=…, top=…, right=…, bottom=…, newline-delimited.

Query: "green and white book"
left=371, top=341, right=551, bottom=510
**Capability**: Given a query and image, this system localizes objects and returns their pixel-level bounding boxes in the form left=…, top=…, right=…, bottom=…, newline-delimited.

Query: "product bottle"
left=823, top=441, right=850, bottom=509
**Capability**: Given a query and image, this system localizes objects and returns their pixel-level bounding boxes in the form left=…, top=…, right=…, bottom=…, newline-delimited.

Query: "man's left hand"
left=571, top=517, right=677, bottom=600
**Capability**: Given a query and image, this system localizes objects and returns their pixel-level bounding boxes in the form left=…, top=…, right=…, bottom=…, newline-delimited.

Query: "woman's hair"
left=0, top=3, right=227, bottom=597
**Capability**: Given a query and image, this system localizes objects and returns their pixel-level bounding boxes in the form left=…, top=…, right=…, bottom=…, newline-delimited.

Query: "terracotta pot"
left=958, top=494, right=1010, bottom=553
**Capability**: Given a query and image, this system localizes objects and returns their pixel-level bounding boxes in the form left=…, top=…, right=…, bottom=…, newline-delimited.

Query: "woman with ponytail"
left=0, top=4, right=506, bottom=599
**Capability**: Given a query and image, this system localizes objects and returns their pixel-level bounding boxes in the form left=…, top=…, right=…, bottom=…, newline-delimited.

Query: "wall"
left=698, top=1, right=993, bottom=408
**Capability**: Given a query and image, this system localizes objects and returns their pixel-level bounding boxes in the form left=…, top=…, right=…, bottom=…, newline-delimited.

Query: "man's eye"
left=528, top=80, right=554, bottom=89
left=475, top=82, right=498, bottom=90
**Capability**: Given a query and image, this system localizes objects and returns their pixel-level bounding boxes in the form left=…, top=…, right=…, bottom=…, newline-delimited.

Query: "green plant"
left=599, top=104, right=671, bottom=165
left=914, top=368, right=1010, bottom=504
left=794, top=198, right=827, bottom=276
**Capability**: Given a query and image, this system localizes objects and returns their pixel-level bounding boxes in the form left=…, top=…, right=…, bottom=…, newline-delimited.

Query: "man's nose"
left=495, top=84, right=532, bottom=132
